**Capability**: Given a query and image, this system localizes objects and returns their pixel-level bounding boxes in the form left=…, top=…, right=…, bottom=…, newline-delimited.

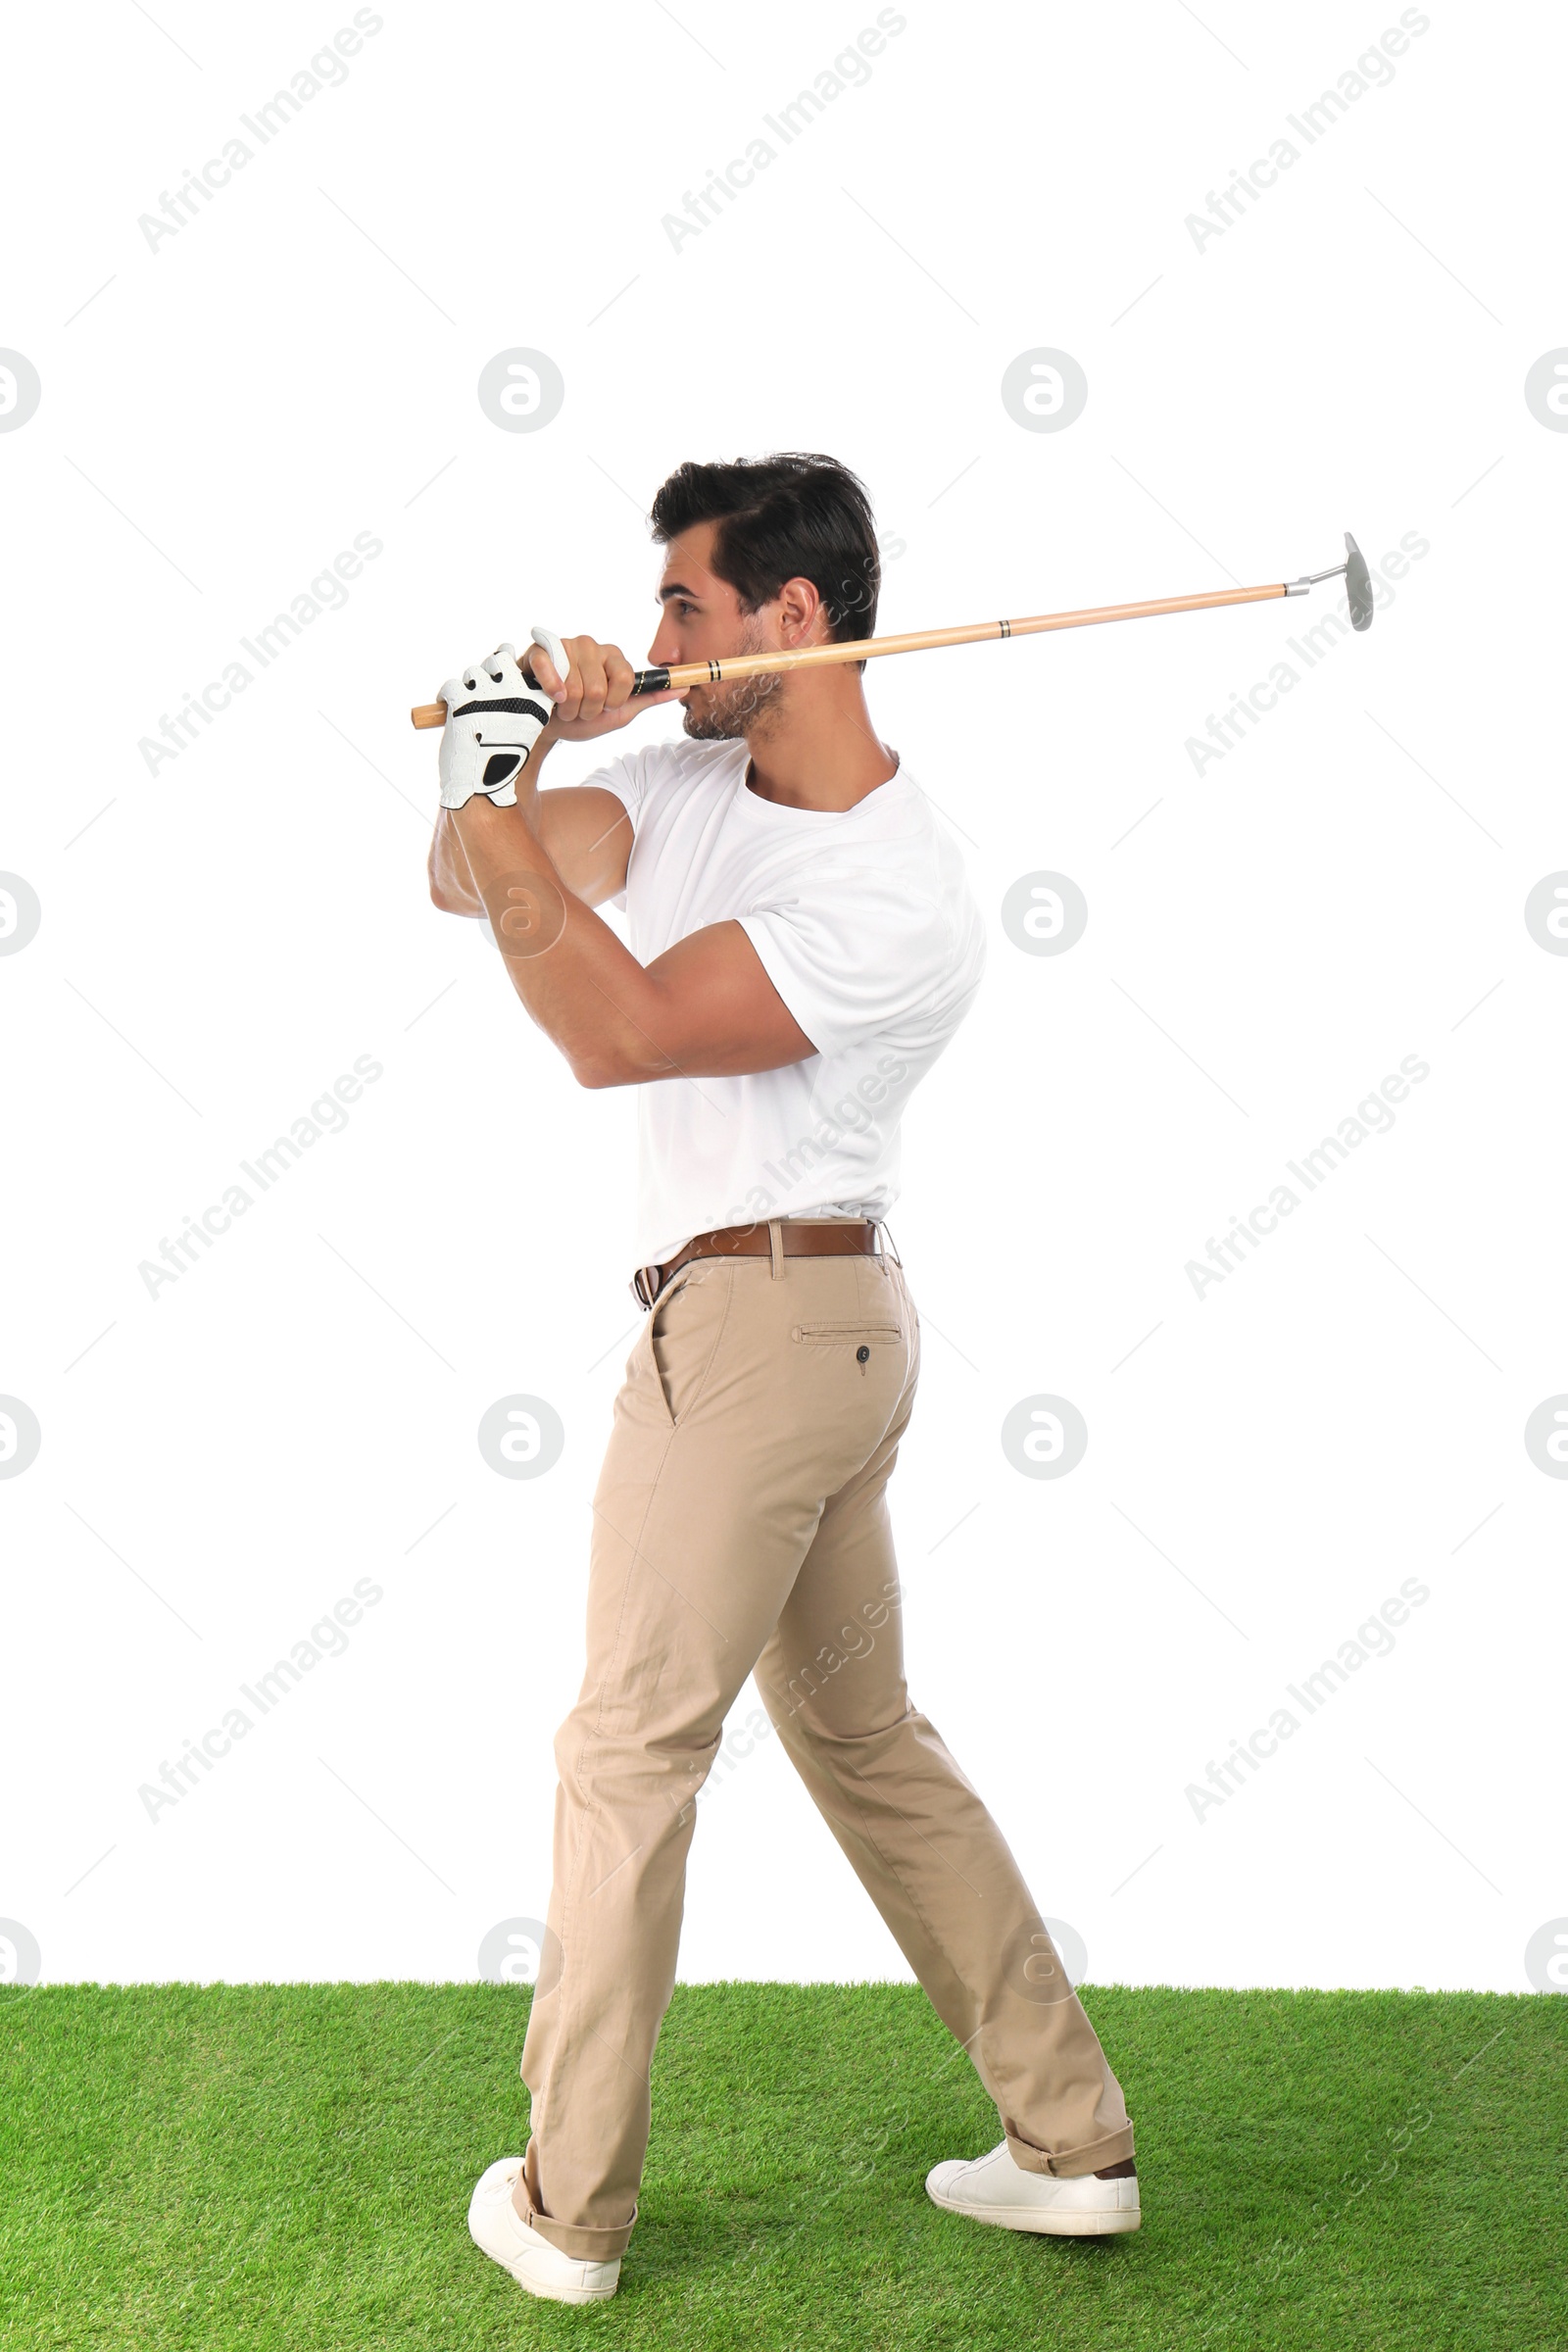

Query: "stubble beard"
left=680, top=618, right=786, bottom=742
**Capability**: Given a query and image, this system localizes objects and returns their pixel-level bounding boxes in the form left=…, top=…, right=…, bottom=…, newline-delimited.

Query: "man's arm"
left=429, top=767, right=633, bottom=913
left=451, top=790, right=815, bottom=1087
left=426, top=629, right=813, bottom=1083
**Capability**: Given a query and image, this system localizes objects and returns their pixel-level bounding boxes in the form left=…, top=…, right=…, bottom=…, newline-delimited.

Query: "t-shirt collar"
left=739, top=750, right=904, bottom=821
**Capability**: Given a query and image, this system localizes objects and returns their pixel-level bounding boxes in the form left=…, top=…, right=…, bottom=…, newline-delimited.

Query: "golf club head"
left=1345, top=531, right=1373, bottom=631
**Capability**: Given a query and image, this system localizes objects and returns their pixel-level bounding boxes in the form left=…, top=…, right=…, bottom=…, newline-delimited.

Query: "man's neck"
left=740, top=671, right=900, bottom=811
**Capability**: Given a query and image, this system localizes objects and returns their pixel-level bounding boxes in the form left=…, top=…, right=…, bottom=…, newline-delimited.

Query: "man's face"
left=648, top=522, right=785, bottom=741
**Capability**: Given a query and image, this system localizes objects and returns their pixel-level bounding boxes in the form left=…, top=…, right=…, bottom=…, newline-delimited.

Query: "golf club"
left=408, top=532, right=1372, bottom=729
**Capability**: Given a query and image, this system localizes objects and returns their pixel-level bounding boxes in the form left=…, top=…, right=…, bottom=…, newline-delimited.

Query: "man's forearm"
left=429, top=741, right=553, bottom=914
left=429, top=811, right=484, bottom=913
left=450, top=794, right=679, bottom=1089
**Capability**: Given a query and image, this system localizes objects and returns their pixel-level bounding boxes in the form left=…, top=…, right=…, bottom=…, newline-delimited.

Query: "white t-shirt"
left=582, top=736, right=986, bottom=1266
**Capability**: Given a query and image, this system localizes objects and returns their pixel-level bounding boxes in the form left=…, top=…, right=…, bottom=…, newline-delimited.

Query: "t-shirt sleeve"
left=574, top=744, right=650, bottom=825
left=569, top=746, right=655, bottom=913
left=737, top=862, right=974, bottom=1058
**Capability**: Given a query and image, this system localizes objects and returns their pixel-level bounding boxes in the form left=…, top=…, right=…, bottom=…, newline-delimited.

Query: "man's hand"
left=529, top=634, right=679, bottom=742
left=437, top=633, right=566, bottom=811
left=428, top=627, right=677, bottom=917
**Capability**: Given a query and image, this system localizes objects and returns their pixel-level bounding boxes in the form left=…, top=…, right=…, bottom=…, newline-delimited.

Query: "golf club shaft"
left=408, top=579, right=1288, bottom=730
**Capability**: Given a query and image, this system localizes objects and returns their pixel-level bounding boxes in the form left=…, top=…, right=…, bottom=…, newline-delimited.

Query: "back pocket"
left=792, top=1321, right=902, bottom=1347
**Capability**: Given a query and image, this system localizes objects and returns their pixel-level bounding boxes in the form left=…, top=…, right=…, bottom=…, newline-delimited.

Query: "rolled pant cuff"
left=512, top=2172, right=637, bottom=2261
left=1004, top=2124, right=1136, bottom=2179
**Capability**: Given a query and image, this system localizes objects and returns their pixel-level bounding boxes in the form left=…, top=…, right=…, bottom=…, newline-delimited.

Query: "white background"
left=2, top=0, right=1563, bottom=1996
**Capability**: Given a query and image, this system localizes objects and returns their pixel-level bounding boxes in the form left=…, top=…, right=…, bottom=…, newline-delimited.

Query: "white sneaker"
left=466, top=2156, right=621, bottom=2304
left=925, top=2142, right=1141, bottom=2236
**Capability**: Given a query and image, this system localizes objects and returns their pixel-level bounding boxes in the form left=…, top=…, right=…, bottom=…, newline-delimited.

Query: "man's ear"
left=775, top=573, right=827, bottom=646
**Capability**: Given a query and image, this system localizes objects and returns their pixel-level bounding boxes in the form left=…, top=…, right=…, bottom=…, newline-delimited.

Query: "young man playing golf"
left=426, top=454, right=1139, bottom=2305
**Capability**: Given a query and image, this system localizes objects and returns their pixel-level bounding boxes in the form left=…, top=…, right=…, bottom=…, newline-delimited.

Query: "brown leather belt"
left=632, top=1219, right=883, bottom=1310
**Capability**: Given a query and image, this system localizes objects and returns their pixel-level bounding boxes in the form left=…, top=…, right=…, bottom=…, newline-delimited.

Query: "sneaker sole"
left=927, top=2190, right=1141, bottom=2237
left=503, top=2266, right=618, bottom=2306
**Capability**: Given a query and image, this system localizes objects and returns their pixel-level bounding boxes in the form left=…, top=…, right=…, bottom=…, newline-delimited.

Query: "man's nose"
left=647, top=617, right=681, bottom=664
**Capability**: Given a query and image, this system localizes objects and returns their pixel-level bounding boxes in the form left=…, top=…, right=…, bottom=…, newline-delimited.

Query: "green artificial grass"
left=2, top=1983, right=1563, bottom=2350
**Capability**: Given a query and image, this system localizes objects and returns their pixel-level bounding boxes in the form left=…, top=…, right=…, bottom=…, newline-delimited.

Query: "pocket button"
left=857, top=1346, right=870, bottom=1363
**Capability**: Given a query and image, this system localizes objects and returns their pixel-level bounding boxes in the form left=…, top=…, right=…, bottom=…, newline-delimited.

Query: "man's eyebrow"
left=657, top=580, right=703, bottom=603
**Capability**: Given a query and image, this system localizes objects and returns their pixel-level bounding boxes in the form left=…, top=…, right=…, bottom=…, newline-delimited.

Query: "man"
left=426, top=455, right=1139, bottom=2307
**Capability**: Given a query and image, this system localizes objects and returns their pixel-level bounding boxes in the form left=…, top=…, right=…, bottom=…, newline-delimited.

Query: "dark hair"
left=649, top=452, right=880, bottom=655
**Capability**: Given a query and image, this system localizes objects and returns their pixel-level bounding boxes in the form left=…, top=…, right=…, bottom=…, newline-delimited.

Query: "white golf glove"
left=436, top=626, right=569, bottom=810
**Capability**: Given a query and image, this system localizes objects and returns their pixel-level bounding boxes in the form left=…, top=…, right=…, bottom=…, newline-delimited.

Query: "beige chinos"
left=512, top=1232, right=1135, bottom=2259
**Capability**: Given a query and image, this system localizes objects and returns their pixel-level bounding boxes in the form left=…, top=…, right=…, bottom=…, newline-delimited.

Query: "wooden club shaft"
left=407, top=580, right=1287, bottom=729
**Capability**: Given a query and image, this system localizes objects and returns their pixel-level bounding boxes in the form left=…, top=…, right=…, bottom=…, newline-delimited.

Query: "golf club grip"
left=409, top=668, right=698, bottom=725
left=407, top=582, right=1291, bottom=729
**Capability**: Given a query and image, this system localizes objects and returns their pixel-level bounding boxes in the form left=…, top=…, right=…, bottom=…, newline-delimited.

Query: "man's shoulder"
left=882, top=775, right=987, bottom=979
left=626, top=735, right=744, bottom=800
left=840, top=771, right=979, bottom=900
left=803, top=771, right=987, bottom=982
